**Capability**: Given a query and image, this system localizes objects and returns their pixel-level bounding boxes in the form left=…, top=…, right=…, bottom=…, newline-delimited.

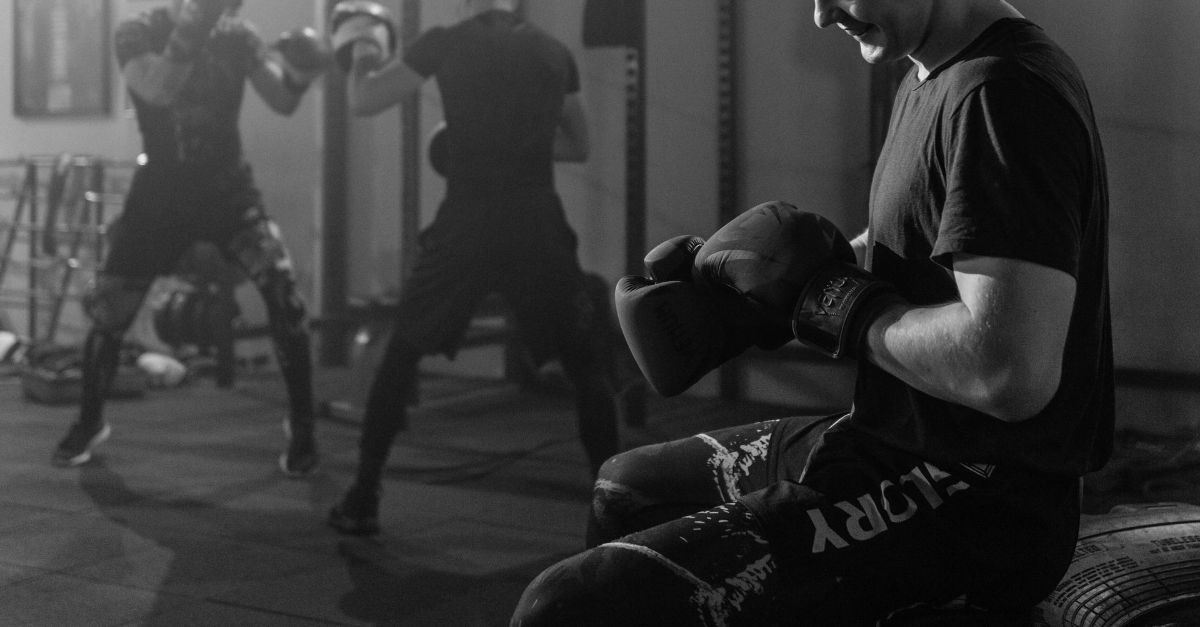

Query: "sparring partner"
left=51, top=0, right=329, bottom=477
left=512, top=0, right=1113, bottom=624
left=325, top=0, right=621, bottom=536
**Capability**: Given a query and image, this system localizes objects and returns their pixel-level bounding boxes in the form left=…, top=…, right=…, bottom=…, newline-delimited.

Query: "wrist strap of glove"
left=791, top=263, right=900, bottom=359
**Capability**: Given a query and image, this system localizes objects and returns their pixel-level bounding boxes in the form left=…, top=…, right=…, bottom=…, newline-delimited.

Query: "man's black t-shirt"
left=404, top=10, right=579, bottom=189
left=852, top=19, right=1113, bottom=476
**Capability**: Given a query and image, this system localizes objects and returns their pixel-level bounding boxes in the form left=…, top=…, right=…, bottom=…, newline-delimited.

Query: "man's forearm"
left=124, top=54, right=194, bottom=106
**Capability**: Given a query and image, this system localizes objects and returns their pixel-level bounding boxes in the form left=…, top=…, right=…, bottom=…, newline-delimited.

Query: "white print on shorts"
left=696, top=421, right=776, bottom=502
left=808, top=462, right=971, bottom=553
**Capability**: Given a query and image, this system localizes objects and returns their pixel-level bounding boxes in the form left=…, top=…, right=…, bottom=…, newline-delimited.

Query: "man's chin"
left=859, top=44, right=885, bottom=64
left=859, top=44, right=901, bottom=66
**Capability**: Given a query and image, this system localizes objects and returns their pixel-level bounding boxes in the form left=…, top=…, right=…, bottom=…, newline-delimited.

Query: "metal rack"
left=0, top=155, right=131, bottom=345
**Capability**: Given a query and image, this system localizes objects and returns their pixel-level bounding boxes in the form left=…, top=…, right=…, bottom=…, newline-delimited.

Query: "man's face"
left=175, top=0, right=240, bottom=19
left=812, top=0, right=934, bottom=64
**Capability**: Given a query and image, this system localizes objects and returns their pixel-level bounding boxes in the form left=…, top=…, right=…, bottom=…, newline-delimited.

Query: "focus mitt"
left=330, top=0, right=397, bottom=74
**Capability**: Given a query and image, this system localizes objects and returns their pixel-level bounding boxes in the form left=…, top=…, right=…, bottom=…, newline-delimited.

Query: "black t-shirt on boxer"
left=851, top=19, right=1113, bottom=476
left=115, top=8, right=262, bottom=167
left=404, top=10, right=579, bottom=189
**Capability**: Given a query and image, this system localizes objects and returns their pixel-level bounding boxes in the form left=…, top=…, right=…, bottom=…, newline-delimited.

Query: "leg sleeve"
left=222, top=216, right=314, bottom=422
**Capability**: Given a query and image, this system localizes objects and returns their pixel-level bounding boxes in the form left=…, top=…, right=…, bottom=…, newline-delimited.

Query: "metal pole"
left=622, top=1, right=649, bottom=427
left=399, top=0, right=421, bottom=284
left=320, top=0, right=351, bottom=367
left=716, top=0, right=742, bottom=401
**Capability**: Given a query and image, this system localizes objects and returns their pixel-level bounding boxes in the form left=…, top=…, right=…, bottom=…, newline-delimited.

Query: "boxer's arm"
left=554, top=94, right=589, bottom=163
left=250, top=58, right=305, bottom=116
left=348, top=52, right=424, bottom=116
left=122, top=51, right=195, bottom=107
left=861, top=253, right=1075, bottom=423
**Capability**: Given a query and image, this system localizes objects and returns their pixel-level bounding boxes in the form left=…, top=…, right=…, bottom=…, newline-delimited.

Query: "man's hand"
left=616, top=235, right=760, bottom=397
left=330, top=1, right=397, bottom=74
left=693, top=201, right=900, bottom=359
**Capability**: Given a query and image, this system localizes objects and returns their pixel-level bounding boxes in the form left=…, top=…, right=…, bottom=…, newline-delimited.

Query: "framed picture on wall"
left=13, top=0, right=112, bottom=117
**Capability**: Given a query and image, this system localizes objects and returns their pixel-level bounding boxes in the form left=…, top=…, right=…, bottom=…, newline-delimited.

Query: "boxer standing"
left=512, top=0, right=1113, bottom=623
left=51, top=0, right=327, bottom=477
left=324, top=0, right=622, bottom=536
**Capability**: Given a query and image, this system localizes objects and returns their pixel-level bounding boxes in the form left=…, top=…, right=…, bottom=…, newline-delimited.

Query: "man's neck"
left=911, top=0, right=1022, bottom=80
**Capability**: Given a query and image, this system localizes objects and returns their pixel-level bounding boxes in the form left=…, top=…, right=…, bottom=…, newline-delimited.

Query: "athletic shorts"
left=392, top=186, right=601, bottom=365
left=102, top=161, right=274, bottom=279
left=737, top=414, right=1082, bottom=613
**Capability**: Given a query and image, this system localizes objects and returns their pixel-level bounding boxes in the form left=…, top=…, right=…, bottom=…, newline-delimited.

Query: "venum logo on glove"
left=792, top=264, right=896, bottom=359
left=652, top=301, right=693, bottom=354
left=812, top=275, right=869, bottom=318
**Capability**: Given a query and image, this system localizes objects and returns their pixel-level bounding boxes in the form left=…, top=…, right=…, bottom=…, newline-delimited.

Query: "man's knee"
left=596, top=441, right=670, bottom=488
left=227, top=215, right=291, bottom=279
left=84, top=275, right=151, bottom=334
left=589, top=446, right=668, bottom=543
left=256, top=269, right=308, bottom=338
left=511, top=555, right=600, bottom=627
left=512, top=545, right=692, bottom=627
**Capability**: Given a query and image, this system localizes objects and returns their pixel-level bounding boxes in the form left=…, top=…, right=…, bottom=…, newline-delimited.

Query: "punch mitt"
left=330, top=0, right=397, bottom=74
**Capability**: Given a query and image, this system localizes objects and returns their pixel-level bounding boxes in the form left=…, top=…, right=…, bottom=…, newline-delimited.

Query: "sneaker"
left=327, top=484, right=381, bottom=536
left=279, top=419, right=319, bottom=478
left=51, top=421, right=111, bottom=467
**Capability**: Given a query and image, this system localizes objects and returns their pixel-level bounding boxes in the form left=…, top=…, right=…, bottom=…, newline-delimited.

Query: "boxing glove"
left=272, top=27, right=331, bottom=91
left=694, top=201, right=900, bottom=359
left=330, top=0, right=397, bottom=74
left=615, top=236, right=759, bottom=397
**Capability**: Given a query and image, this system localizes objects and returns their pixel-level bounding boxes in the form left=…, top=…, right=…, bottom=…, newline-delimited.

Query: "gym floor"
left=0, top=357, right=1195, bottom=626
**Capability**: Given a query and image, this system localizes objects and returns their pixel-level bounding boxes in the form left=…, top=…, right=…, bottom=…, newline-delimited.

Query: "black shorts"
left=102, top=161, right=269, bottom=279
left=739, top=415, right=1081, bottom=611
left=392, top=187, right=599, bottom=365
left=516, top=415, right=1082, bottom=624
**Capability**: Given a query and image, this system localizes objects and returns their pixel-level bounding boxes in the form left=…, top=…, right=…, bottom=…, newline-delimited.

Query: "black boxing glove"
left=694, top=200, right=900, bottom=359
left=615, top=235, right=759, bottom=397
left=273, top=26, right=331, bottom=93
